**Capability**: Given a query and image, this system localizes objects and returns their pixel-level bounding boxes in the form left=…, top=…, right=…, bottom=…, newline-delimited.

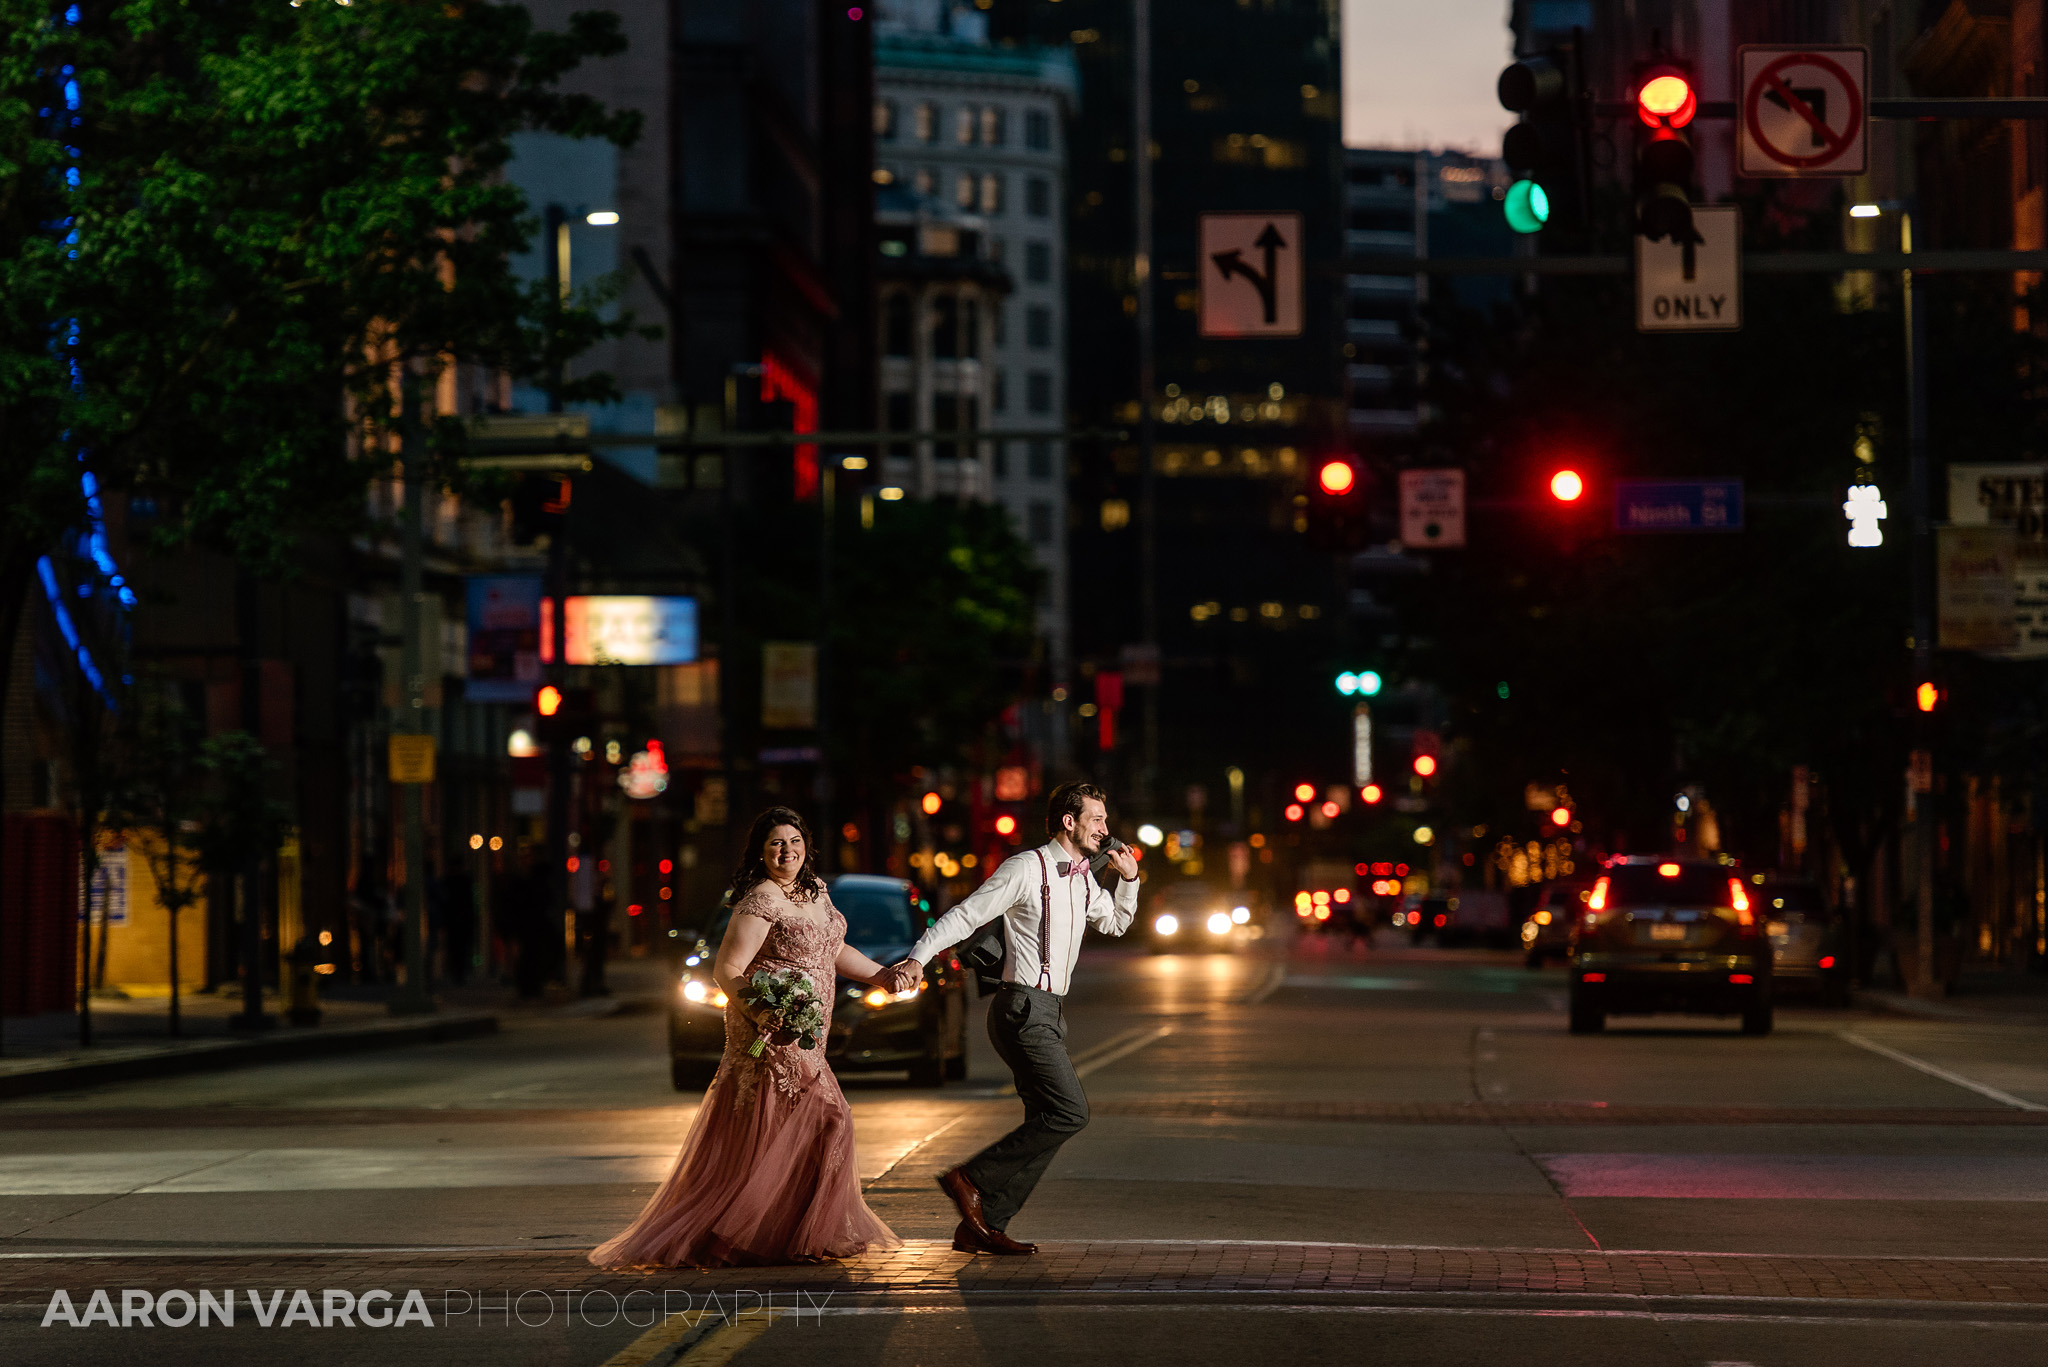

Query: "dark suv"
left=1567, top=857, right=1773, bottom=1035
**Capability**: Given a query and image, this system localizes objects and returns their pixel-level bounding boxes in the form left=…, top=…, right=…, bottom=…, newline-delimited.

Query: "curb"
left=0, top=1012, right=499, bottom=1100
left=1851, top=987, right=2048, bottom=1027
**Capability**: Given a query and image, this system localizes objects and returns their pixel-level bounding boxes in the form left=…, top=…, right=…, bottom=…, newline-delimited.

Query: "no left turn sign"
left=1738, top=45, right=1868, bottom=177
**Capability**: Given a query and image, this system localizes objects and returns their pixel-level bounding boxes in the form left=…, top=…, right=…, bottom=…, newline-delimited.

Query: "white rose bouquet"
left=738, top=967, right=827, bottom=1057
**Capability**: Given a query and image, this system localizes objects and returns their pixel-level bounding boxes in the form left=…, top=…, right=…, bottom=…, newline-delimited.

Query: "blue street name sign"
left=1613, top=478, right=1744, bottom=533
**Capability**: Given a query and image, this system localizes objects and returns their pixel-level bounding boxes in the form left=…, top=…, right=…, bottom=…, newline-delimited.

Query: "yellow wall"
left=89, top=836, right=209, bottom=996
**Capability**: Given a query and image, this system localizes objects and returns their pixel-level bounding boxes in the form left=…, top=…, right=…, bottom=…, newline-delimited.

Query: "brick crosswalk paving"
left=5, top=1241, right=2046, bottom=1307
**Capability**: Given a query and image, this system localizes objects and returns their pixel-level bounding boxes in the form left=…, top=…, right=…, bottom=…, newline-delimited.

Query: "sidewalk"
left=0, top=956, right=674, bottom=1100
left=1854, top=965, right=2048, bottom=1025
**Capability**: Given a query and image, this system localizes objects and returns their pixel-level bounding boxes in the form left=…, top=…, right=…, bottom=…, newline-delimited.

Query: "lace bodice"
left=721, top=881, right=845, bottom=1107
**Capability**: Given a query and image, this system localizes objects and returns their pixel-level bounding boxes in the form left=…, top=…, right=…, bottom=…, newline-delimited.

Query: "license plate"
left=1766, top=921, right=1789, bottom=938
left=1649, top=922, right=1687, bottom=941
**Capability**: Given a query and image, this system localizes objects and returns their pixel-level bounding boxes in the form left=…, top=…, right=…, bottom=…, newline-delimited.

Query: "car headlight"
left=1206, top=912, right=1232, bottom=935
left=1521, top=922, right=1539, bottom=941
left=863, top=983, right=923, bottom=1009
left=1231, top=906, right=1251, bottom=924
left=1155, top=914, right=1179, bottom=935
left=679, top=978, right=728, bottom=1008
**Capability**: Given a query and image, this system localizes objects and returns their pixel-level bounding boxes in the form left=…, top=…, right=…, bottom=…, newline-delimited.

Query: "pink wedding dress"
left=588, top=882, right=901, bottom=1269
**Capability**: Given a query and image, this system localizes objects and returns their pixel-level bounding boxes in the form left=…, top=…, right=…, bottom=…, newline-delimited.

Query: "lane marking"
left=799, top=1303, right=2048, bottom=1328
left=1837, top=1031, right=2048, bottom=1112
left=599, top=1308, right=776, bottom=1367
left=1243, top=962, right=1286, bottom=1005
left=868, top=1112, right=970, bottom=1185
left=995, top=1025, right=1174, bottom=1097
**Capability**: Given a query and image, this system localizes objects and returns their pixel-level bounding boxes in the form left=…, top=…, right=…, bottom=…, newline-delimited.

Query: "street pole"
left=817, top=458, right=835, bottom=874
left=1133, top=0, right=1157, bottom=813
left=1903, top=208, right=1937, bottom=998
left=391, top=385, right=433, bottom=1015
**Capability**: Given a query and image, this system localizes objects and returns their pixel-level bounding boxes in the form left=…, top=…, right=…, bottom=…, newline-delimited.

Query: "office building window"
left=1027, top=441, right=1053, bottom=481
left=956, top=106, right=978, bottom=144
left=1026, top=371, right=1052, bottom=413
left=1025, top=109, right=1051, bottom=150
left=1026, top=305, right=1052, bottom=349
left=992, top=301, right=1007, bottom=346
left=963, top=299, right=981, bottom=360
left=956, top=172, right=976, bottom=209
left=931, top=296, right=959, bottom=359
left=1028, top=501, right=1054, bottom=545
left=1026, top=176, right=1051, bottom=217
left=983, top=106, right=1007, bottom=146
left=914, top=101, right=937, bottom=142
left=886, top=391, right=913, bottom=457
left=1025, top=241, right=1050, bottom=283
left=874, top=99, right=897, bottom=140
left=913, top=166, right=935, bottom=196
left=883, top=293, right=911, bottom=357
left=989, top=236, right=1006, bottom=265
left=992, top=369, right=1008, bottom=412
left=994, top=442, right=1010, bottom=478
left=980, top=172, right=1004, bottom=215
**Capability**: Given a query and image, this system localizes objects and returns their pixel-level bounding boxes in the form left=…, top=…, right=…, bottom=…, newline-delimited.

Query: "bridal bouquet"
left=739, top=968, right=827, bottom=1057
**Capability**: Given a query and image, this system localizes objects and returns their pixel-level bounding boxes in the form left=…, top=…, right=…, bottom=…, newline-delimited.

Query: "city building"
left=872, top=3, right=1079, bottom=688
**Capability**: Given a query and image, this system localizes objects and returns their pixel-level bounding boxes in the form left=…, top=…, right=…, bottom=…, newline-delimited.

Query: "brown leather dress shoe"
left=937, top=1166, right=987, bottom=1226
left=952, top=1218, right=1038, bottom=1256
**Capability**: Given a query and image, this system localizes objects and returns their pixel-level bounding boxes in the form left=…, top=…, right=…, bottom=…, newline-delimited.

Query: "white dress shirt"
left=906, top=839, right=1138, bottom=996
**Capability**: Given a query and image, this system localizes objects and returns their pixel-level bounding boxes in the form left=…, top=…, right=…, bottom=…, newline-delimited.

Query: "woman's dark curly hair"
left=729, top=806, right=828, bottom=903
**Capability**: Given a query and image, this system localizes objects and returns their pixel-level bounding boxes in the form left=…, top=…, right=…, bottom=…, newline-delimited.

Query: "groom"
left=884, top=780, right=1140, bottom=1254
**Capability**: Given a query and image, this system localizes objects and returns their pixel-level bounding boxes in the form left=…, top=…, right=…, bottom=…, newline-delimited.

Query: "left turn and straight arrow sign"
left=1199, top=211, right=1304, bottom=338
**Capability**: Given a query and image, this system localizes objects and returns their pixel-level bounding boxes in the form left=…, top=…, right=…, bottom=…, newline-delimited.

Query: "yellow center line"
left=598, top=1309, right=776, bottom=1367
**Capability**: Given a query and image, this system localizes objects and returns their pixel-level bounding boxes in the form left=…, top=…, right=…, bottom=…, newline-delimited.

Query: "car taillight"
left=1729, top=973, right=1754, bottom=984
left=1587, top=876, right=1610, bottom=913
left=1818, top=955, right=1836, bottom=969
left=1581, top=972, right=1606, bottom=983
left=1728, top=877, right=1753, bottom=926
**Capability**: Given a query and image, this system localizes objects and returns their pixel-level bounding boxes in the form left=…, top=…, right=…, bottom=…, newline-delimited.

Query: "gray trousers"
left=961, top=983, right=1089, bottom=1231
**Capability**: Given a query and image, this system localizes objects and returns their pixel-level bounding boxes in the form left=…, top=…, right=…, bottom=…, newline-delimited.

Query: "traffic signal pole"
left=1903, top=209, right=1938, bottom=998
left=390, top=385, right=433, bottom=1016
left=1133, top=0, right=1159, bottom=813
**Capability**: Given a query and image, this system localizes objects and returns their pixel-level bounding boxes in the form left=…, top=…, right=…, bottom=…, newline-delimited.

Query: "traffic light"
left=509, top=474, right=572, bottom=546
left=1335, top=670, right=1382, bottom=697
left=1306, top=456, right=1369, bottom=550
left=1550, top=469, right=1585, bottom=502
left=1412, top=755, right=1438, bottom=778
left=1360, top=783, right=1384, bottom=805
left=1550, top=806, right=1573, bottom=828
left=1497, top=51, right=1585, bottom=235
left=1633, top=59, right=1701, bottom=245
left=1916, top=681, right=1939, bottom=712
left=536, top=684, right=563, bottom=717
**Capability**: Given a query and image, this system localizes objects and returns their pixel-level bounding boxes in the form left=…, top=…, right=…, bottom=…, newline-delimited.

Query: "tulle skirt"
left=588, top=1056, right=902, bottom=1270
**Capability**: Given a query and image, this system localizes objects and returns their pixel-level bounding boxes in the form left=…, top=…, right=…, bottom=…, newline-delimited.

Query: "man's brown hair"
left=1046, top=781, right=1107, bottom=838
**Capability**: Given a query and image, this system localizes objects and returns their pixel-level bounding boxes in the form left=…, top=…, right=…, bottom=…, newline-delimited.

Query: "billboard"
left=465, top=576, right=544, bottom=702
left=542, top=596, right=699, bottom=666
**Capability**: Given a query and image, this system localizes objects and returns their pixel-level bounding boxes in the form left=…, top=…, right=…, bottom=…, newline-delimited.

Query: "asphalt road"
left=4, top=929, right=2048, bottom=1366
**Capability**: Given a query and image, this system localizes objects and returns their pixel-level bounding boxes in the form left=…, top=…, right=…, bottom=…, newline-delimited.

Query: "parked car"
left=1753, top=874, right=1848, bottom=1005
left=1567, top=856, right=1773, bottom=1035
left=1398, top=890, right=1512, bottom=947
left=1148, top=879, right=1255, bottom=952
left=667, top=874, right=970, bottom=1090
left=1523, top=878, right=1595, bottom=967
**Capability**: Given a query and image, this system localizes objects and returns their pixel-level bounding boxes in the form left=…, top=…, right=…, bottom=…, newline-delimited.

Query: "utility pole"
left=390, top=381, right=434, bottom=1015
left=1903, top=207, right=1938, bottom=998
left=1133, top=0, right=1157, bottom=813
left=817, top=455, right=836, bottom=874
left=542, top=203, right=574, bottom=1000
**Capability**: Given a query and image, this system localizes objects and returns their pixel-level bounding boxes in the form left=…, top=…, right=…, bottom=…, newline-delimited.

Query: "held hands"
left=880, top=959, right=923, bottom=994
left=1104, top=846, right=1139, bottom=882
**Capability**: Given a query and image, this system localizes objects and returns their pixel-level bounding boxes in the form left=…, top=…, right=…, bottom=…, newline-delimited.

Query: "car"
left=667, top=874, right=971, bottom=1091
left=1567, top=856, right=1773, bottom=1035
left=1523, top=878, right=1595, bottom=966
left=1147, top=879, right=1254, bottom=952
left=1753, top=875, right=1848, bottom=1005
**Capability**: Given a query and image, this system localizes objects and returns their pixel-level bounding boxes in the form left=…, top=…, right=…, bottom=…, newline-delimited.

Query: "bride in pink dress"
left=589, top=806, right=904, bottom=1269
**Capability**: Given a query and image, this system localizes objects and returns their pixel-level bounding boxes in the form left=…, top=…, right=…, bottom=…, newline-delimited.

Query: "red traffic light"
left=1360, top=783, right=1383, bottom=805
left=994, top=814, right=1018, bottom=837
left=1549, top=469, right=1585, bottom=502
left=1413, top=755, right=1438, bottom=778
left=1317, top=459, right=1357, bottom=496
left=1916, top=681, right=1939, bottom=712
left=1636, top=65, right=1696, bottom=128
left=1293, top=782, right=1316, bottom=802
left=1284, top=803, right=1306, bottom=823
left=536, top=684, right=563, bottom=717
left=1550, top=806, right=1572, bottom=828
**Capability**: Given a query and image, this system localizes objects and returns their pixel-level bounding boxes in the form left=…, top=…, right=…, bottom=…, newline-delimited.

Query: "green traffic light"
left=1335, top=670, right=1383, bottom=697
left=1504, top=178, right=1549, bottom=234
